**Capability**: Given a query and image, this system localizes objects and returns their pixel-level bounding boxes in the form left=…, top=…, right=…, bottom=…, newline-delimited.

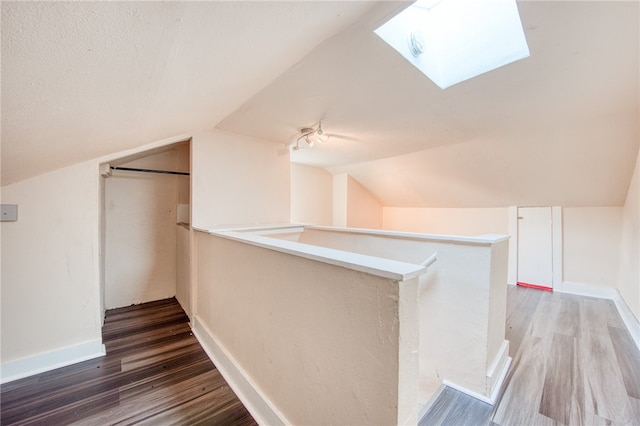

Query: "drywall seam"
left=0, top=339, right=105, bottom=384
left=192, top=316, right=289, bottom=426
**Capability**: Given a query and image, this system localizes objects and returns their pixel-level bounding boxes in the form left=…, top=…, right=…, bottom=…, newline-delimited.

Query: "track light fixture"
left=292, top=122, right=329, bottom=151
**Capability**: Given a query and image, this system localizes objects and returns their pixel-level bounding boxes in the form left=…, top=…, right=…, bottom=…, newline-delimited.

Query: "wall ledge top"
left=206, top=228, right=428, bottom=282
left=308, top=226, right=510, bottom=245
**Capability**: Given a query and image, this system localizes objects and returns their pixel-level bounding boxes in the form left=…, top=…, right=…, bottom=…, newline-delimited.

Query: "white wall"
left=176, top=224, right=191, bottom=318
left=1, top=162, right=103, bottom=365
left=297, top=227, right=510, bottom=403
left=192, top=129, right=290, bottom=228
left=194, top=231, right=419, bottom=425
left=383, top=206, right=633, bottom=297
left=0, top=127, right=288, bottom=381
left=332, top=173, right=348, bottom=227
left=290, top=163, right=332, bottom=225
left=176, top=142, right=191, bottom=207
left=175, top=142, right=191, bottom=317
left=104, top=151, right=179, bottom=309
left=383, top=207, right=509, bottom=235
left=563, top=207, right=623, bottom=289
left=333, top=173, right=383, bottom=229
left=347, top=175, right=383, bottom=229
left=619, top=151, right=640, bottom=318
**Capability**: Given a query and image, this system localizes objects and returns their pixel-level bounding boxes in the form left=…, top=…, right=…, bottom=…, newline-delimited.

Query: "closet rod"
left=110, top=166, right=190, bottom=176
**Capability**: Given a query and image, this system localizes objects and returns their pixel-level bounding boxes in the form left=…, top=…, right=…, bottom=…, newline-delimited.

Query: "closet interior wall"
left=104, top=144, right=190, bottom=309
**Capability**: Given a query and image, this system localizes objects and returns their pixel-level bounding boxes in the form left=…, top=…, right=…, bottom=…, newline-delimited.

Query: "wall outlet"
left=1, top=204, right=18, bottom=222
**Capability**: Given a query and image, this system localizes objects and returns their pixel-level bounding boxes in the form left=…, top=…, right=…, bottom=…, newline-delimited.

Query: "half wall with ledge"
left=193, top=223, right=510, bottom=424
left=283, top=226, right=512, bottom=409
left=193, top=225, right=427, bottom=425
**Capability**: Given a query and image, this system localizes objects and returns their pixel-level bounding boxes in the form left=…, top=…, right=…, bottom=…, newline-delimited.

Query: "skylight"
left=375, top=0, right=530, bottom=89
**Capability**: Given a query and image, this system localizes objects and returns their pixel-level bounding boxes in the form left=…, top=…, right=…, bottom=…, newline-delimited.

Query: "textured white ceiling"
left=1, top=0, right=380, bottom=184
left=2, top=1, right=639, bottom=208
left=219, top=0, right=639, bottom=207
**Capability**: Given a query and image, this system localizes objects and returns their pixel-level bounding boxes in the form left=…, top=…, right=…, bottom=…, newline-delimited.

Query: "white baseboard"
left=191, top=315, right=289, bottom=426
left=486, top=340, right=511, bottom=401
left=556, top=281, right=640, bottom=352
left=442, top=357, right=511, bottom=405
left=555, top=281, right=618, bottom=299
left=612, top=292, right=640, bottom=351
left=0, top=339, right=105, bottom=384
left=418, top=384, right=446, bottom=420
left=442, top=378, right=494, bottom=405
left=419, top=341, right=511, bottom=416
left=442, top=342, right=512, bottom=406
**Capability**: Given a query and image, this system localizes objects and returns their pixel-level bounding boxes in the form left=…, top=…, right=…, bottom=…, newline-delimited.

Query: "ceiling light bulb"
left=315, top=130, right=328, bottom=144
left=315, top=122, right=328, bottom=143
left=295, top=123, right=328, bottom=148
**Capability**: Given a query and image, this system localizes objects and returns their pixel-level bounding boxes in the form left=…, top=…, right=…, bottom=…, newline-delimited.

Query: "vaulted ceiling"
left=1, top=1, right=387, bottom=184
left=2, top=1, right=639, bottom=208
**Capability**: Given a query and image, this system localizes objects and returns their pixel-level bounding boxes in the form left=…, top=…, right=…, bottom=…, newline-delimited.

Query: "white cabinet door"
left=517, top=207, right=553, bottom=289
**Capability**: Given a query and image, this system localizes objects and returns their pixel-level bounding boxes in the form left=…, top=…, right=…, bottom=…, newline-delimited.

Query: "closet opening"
left=99, top=140, right=192, bottom=322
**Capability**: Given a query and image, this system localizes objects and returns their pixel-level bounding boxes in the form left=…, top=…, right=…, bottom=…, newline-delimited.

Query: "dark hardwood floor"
left=1, top=298, right=257, bottom=425
left=420, top=285, right=640, bottom=426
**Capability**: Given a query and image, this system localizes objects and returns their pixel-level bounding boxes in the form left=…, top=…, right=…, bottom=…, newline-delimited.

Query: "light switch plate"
left=1, top=204, right=18, bottom=221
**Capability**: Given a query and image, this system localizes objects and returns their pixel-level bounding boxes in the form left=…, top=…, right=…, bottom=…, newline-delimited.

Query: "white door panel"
left=517, top=207, right=553, bottom=288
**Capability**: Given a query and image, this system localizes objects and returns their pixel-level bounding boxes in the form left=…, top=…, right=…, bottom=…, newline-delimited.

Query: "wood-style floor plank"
left=579, top=298, right=632, bottom=424
left=491, top=336, right=555, bottom=426
left=504, top=284, right=544, bottom=357
left=609, top=325, right=640, bottom=399
left=422, top=285, right=640, bottom=426
left=555, top=296, right=581, bottom=338
left=539, top=333, right=576, bottom=424
left=629, top=396, right=640, bottom=422
left=420, top=386, right=493, bottom=426
left=0, top=298, right=257, bottom=426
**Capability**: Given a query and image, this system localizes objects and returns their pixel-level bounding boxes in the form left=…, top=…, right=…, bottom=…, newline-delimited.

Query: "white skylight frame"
left=375, top=0, right=530, bottom=89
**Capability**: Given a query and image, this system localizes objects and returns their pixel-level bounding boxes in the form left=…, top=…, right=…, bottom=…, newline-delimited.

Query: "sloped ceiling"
left=219, top=0, right=639, bottom=207
left=1, top=0, right=388, bottom=185
left=2, top=1, right=639, bottom=208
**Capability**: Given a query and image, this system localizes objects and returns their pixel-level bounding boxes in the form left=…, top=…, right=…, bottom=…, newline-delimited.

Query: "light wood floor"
left=420, top=285, right=640, bottom=426
left=1, top=298, right=257, bottom=425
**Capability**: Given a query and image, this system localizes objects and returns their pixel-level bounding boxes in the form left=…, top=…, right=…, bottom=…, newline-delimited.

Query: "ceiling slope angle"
left=220, top=0, right=639, bottom=208
left=0, top=1, right=378, bottom=185
left=327, top=113, right=639, bottom=208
